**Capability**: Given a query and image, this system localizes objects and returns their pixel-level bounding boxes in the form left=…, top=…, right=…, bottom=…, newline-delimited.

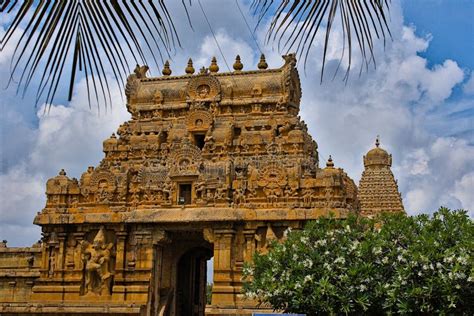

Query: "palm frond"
left=0, top=0, right=393, bottom=111
left=0, top=0, right=185, bottom=110
left=251, top=0, right=392, bottom=82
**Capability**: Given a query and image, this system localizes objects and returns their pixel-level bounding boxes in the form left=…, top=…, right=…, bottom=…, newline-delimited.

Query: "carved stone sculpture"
left=81, top=228, right=114, bottom=296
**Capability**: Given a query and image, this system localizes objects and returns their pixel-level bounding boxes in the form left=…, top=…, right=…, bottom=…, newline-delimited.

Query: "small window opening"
left=161, top=131, right=168, bottom=143
left=234, top=127, right=241, bottom=137
left=179, top=184, right=192, bottom=205
left=194, top=134, right=206, bottom=150
left=275, top=125, right=283, bottom=136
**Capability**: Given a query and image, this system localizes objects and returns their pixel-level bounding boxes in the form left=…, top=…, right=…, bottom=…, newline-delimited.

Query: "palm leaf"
left=0, top=0, right=185, bottom=110
left=251, top=0, right=392, bottom=82
left=1, top=1, right=392, bottom=110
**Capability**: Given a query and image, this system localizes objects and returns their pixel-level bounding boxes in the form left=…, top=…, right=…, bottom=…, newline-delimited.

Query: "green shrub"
left=243, top=207, right=474, bottom=314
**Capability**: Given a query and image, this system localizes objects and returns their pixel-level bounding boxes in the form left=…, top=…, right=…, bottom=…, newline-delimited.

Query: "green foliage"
left=243, top=208, right=474, bottom=314
left=206, top=283, right=213, bottom=305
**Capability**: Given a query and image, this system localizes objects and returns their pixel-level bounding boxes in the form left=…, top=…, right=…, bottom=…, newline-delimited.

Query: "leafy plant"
left=243, top=208, right=474, bottom=314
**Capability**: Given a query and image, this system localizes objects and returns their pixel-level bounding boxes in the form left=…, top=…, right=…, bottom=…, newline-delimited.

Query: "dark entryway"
left=178, top=184, right=192, bottom=205
left=176, top=247, right=212, bottom=316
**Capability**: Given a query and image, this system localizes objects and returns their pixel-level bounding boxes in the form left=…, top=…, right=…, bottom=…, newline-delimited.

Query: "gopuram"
left=0, top=54, right=404, bottom=316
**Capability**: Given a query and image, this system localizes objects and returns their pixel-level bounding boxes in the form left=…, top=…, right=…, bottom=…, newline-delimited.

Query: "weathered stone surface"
left=0, top=55, right=402, bottom=315
left=358, top=137, right=405, bottom=216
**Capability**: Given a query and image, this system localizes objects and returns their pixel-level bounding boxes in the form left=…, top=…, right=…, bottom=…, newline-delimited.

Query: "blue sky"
left=0, top=0, right=473, bottom=246
left=402, top=0, right=474, bottom=70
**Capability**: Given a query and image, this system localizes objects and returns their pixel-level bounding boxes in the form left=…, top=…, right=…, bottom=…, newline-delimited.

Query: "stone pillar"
left=72, top=232, right=85, bottom=278
left=115, top=231, right=128, bottom=281
left=57, top=233, right=67, bottom=274
left=147, top=230, right=170, bottom=316
left=212, top=228, right=236, bottom=307
left=243, top=229, right=256, bottom=262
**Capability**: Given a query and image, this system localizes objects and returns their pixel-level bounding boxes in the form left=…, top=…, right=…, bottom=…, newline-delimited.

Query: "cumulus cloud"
left=0, top=78, right=129, bottom=246
left=464, top=72, right=474, bottom=95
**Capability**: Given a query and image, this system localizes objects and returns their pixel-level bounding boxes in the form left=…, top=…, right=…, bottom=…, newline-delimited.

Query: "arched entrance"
left=175, top=247, right=212, bottom=316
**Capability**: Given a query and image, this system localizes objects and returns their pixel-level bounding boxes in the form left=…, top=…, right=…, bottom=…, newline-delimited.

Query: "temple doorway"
left=175, top=247, right=212, bottom=316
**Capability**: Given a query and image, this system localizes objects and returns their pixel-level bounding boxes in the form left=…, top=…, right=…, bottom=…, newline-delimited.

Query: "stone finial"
left=326, top=155, right=334, bottom=168
left=111, top=133, right=116, bottom=139
left=0, top=240, right=7, bottom=248
left=185, top=58, right=195, bottom=74
left=375, top=135, right=380, bottom=147
left=233, top=55, right=243, bottom=71
left=59, top=169, right=66, bottom=176
left=258, top=54, right=268, bottom=70
left=209, top=57, right=219, bottom=73
left=199, top=66, right=209, bottom=74
left=162, top=60, right=172, bottom=76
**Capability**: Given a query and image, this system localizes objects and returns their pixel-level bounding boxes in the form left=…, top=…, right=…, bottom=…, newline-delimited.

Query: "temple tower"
left=0, top=54, right=359, bottom=316
left=358, top=137, right=404, bottom=216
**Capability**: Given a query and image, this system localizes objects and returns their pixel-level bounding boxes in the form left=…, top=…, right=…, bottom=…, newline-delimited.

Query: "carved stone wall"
left=358, top=138, right=404, bottom=216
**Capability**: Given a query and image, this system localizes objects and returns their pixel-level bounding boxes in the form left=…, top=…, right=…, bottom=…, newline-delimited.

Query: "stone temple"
left=0, top=54, right=404, bottom=315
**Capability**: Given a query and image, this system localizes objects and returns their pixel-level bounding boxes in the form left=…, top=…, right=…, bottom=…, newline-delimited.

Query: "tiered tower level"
left=0, top=55, right=402, bottom=316
left=358, top=138, right=404, bottom=216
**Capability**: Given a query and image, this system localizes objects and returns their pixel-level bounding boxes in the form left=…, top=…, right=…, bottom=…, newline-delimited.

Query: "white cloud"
left=463, top=72, right=474, bottom=95
left=0, top=78, right=129, bottom=246
left=453, top=172, right=474, bottom=216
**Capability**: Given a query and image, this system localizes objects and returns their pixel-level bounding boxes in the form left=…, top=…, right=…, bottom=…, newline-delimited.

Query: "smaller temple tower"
left=358, top=137, right=404, bottom=216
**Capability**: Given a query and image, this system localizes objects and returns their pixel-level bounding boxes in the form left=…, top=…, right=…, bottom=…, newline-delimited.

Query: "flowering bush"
left=243, top=207, right=474, bottom=314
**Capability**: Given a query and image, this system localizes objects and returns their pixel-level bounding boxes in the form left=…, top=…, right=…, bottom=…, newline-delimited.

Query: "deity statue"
left=81, top=228, right=114, bottom=295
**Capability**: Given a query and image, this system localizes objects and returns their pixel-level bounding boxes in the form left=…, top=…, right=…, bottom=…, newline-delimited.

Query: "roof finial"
left=326, top=155, right=334, bottom=168
left=59, top=169, right=66, bottom=176
left=185, top=58, right=195, bottom=74
left=162, top=60, right=171, bottom=76
left=375, top=135, right=380, bottom=148
left=258, top=54, right=268, bottom=70
left=233, top=55, right=243, bottom=71
left=209, top=56, right=219, bottom=73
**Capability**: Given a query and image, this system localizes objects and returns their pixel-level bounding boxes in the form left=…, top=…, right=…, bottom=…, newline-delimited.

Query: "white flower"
left=304, top=275, right=313, bottom=283
left=436, top=262, right=443, bottom=269
left=458, top=256, right=468, bottom=265
left=315, top=239, right=327, bottom=247
left=334, top=257, right=346, bottom=265
left=300, top=236, right=309, bottom=244
left=382, top=256, right=389, bottom=264
left=349, top=240, right=360, bottom=251
left=373, top=246, right=382, bottom=255
left=304, top=258, right=314, bottom=268
left=345, top=225, right=351, bottom=232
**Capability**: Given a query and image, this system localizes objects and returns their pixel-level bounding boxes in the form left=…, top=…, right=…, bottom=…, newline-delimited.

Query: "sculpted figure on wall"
left=81, top=228, right=114, bottom=296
